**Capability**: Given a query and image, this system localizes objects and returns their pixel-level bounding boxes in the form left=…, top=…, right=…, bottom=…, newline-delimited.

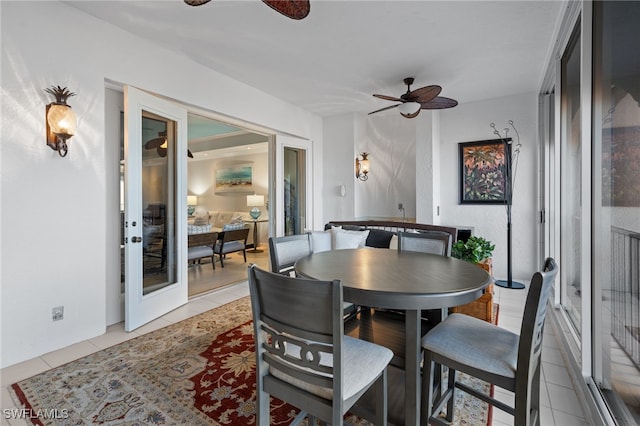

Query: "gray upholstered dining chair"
left=213, top=227, right=249, bottom=267
left=268, top=234, right=313, bottom=276
left=268, top=234, right=358, bottom=319
left=421, top=257, right=558, bottom=426
left=187, top=231, right=219, bottom=269
left=248, top=265, right=393, bottom=426
left=397, top=231, right=453, bottom=256
left=396, top=230, right=454, bottom=323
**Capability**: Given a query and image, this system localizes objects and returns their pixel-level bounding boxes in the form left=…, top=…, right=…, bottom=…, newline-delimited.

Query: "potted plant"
left=451, top=235, right=495, bottom=274
left=451, top=236, right=496, bottom=323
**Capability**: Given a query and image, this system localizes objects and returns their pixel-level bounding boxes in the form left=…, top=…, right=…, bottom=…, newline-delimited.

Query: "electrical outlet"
left=398, top=203, right=403, bottom=210
left=52, top=306, right=64, bottom=321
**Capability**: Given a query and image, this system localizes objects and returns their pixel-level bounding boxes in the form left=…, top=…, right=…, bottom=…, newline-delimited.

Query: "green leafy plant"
left=451, top=236, right=495, bottom=264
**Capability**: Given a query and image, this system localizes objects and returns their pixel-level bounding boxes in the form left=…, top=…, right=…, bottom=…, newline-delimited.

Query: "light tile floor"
left=1, top=280, right=590, bottom=425
left=491, top=284, right=589, bottom=425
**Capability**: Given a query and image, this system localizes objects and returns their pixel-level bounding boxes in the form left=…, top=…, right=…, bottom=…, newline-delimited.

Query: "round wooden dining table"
left=295, top=248, right=491, bottom=426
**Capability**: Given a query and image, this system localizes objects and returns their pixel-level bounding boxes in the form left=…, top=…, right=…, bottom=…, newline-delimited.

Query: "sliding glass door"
left=592, top=1, right=640, bottom=423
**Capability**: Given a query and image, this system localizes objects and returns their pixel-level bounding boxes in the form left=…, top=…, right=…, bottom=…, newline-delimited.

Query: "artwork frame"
left=215, top=163, right=254, bottom=194
left=459, top=138, right=511, bottom=204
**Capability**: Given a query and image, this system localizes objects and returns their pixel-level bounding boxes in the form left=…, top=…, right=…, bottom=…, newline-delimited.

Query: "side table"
left=248, top=219, right=268, bottom=253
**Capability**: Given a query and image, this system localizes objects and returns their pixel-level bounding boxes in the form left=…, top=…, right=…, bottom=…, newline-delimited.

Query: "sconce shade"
left=355, top=152, right=370, bottom=181
left=47, top=104, right=77, bottom=137
left=187, top=195, right=198, bottom=205
left=397, top=102, right=421, bottom=115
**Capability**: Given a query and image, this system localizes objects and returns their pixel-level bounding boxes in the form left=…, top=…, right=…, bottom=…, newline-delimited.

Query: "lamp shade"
left=397, top=102, right=421, bottom=115
left=187, top=195, right=197, bottom=205
left=247, top=195, right=264, bottom=207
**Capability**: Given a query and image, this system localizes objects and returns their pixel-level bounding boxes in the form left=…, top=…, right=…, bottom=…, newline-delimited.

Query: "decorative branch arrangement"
left=490, top=120, right=525, bottom=289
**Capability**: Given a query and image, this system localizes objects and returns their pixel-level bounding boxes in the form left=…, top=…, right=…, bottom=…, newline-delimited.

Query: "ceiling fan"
left=145, top=132, right=194, bottom=158
left=184, top=0, right=310, bottom=20
left=369, top=77, right=458, bottom=119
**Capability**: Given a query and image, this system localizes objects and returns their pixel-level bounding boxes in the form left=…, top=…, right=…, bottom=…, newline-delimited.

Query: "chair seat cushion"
left=269, top=336, right=393, bottom=401
left=215, top=241, right=245, bottom=254
left=422, top=313, right=519, bottom=383
left=188, top=245, right=213, bottom=260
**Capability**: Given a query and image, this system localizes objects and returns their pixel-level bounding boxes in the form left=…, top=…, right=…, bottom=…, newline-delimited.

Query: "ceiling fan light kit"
left=370, top=77, right=458, bottom=119
left=397, top=101, right=421, bottom=115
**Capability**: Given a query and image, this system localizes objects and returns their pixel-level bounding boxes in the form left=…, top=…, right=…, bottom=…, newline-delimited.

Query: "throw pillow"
left=366, top=229, right=395, bottom=248
left=389, top=235, right=399, bottom=250
left=222, top=222, right=246, bottom=231
left=331, top=227, right=370, bottom=250
left=309, top=230, right=332, bottom=253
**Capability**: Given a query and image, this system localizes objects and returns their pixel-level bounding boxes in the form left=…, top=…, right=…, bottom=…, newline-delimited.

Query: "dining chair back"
left=268, top=234, right=313, bottom=275
left=421, top=257, right=558, bottom=426
left=397, top=231, right=452, bottom=256
left=268, top=234, right=358, bottom=319
left=248, top=265, right=392, bottom=425
left=187, top=231, right=219, bottom=269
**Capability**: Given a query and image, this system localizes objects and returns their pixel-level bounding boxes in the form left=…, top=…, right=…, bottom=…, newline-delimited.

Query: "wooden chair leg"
left=445, top=368, right=456, bottom=422
left=421, top=352, right=435, bottom=426
left=210, top=255, right=215, bottom=270
left=375, top=369, right=388, bottom=426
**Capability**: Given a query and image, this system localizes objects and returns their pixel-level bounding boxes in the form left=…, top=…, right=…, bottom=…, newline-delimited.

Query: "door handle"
left=131, top=236, right=142, bottom=243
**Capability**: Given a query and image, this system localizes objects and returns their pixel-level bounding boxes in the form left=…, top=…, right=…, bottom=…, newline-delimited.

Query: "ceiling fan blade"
left=157, top=147, right=167, bottom=158
left=184, top=0, right=211, bottom=6
left=404, top=85, right=442, bottom=103
left=262, top=0, right=310, bottom=20
left=144, top=137, right=165, bottom=149
left=373, top=94, right=404, bottom=102
left=400, top=109, right=421, bottom=119
left=420, top=96, right=459, bottom=110
left=368, top=104, right=400, bottom=115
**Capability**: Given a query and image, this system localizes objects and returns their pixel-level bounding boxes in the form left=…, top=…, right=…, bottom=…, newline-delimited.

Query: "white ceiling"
left=66, top=0, right=564, bottom=117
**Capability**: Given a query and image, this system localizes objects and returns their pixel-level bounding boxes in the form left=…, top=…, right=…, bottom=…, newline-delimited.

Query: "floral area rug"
left=9, top=296, right=491, bottom=425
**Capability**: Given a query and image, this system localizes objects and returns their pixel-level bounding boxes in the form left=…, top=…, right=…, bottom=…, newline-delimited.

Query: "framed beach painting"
left=459, top=139, right=511, bottom=204
left=215, top=163, right=253, bottom=193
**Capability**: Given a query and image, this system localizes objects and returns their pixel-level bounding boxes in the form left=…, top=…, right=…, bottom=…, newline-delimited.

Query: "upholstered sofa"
left=318, top=220, right=494, bottom=323
left=188, top=210, right=256, bottom=246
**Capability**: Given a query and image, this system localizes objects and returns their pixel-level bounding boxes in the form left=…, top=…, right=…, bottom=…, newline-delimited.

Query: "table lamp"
left=187, top=195, right=197, bottom=216
left=247, top=195, right=264, bottom=220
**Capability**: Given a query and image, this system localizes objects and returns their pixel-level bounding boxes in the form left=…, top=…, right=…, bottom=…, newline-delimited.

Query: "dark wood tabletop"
left=295, top=248, right=490, bottom=309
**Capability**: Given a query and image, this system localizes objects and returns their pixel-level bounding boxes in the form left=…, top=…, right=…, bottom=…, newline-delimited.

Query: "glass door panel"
left=141, top=116, right=177, bottom=294
left=593, top=1, right=640, bottom=422
left=284, top=147, right=306, bottom=235
left=560, top=23, right=583, bottom=336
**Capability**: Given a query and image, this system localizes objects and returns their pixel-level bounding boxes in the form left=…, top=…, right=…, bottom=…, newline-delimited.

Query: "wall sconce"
left=187, top=195, right=198, bottom=216
left=45, top=86, right=77, bottom=157
left=355, top=152, right=370, bottom=181
left=247, top=194, right=265, bottom=219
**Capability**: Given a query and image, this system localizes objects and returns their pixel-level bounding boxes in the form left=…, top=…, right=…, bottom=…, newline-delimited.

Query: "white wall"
left=0, top=1, right=322, bottom=368
left=322, top=112, right=418, bottom=222
left=322, top=114, right=356, bottom=222
left=439, top=92, right=539, bottom=281
left=322, top=93, right=539, bottom=281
